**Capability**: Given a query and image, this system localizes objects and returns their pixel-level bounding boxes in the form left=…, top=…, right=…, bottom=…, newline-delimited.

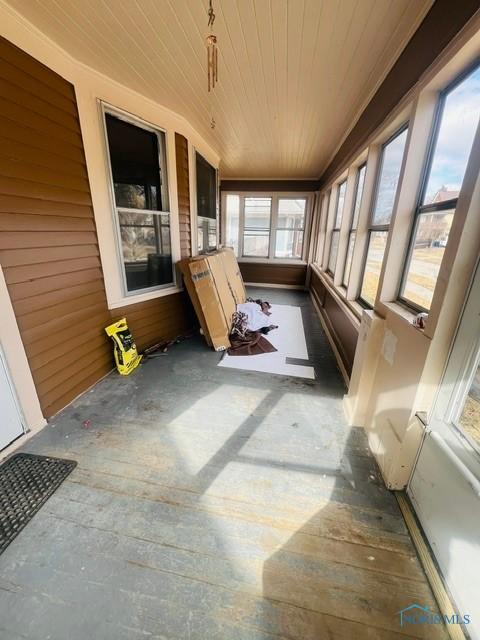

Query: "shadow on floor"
left=0, top=289, right=446, bottom=639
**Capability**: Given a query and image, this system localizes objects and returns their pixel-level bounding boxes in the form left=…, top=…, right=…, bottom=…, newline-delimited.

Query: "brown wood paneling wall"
left=310, top=269, right=359, bottom=376
left=239, top=262, right=307, bottom=287
left=0, top=36, right=113, bottom=418
left=175, top=133, right=191, bottom=258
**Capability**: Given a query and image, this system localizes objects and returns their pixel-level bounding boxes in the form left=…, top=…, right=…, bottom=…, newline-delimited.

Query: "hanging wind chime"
left=206, top=0, right=218, bottom=95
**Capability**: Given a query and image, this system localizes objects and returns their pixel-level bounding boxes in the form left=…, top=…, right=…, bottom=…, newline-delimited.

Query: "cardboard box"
left=178, top=249, right=246, bottom=351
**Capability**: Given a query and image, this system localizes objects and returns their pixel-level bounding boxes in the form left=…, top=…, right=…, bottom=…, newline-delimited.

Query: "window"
left=243, top=197, right=271, bottom=257
left=196, top=152, right=217, bottom=254
left=104, top=111, right=173, bottom=293
left=342, top=164, right=366, bottom=286
left=275, top=198, right=306, bottom=258
left=223, top=194, right=309, bottom=260
left=359, top=126, right=408, bottom=306
left=327, top=180, right=346, bottom=274
left=400, top=65, right=480, bottom=311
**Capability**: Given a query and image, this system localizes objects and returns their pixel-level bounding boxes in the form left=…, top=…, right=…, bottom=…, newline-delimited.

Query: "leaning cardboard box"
left=178, top=248, right=246, bottom=351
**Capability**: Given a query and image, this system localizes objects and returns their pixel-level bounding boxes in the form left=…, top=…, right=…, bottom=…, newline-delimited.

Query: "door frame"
left=0, top=266, right=45, bottom=452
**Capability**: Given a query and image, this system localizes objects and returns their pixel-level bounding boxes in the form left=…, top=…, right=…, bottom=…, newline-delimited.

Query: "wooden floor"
left=0, top=289, right=447, bottom=639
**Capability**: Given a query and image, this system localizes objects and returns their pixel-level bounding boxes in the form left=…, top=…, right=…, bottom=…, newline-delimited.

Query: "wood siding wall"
left=0, top=36, right=194, bottom=419
left=0, top=36, right=112, bottom=418
left=110, top=293, right=192, bottom=352
left=310, top=268, right=359, bottom=376
left=240, top=262, right=307, bottom=287
left=175, top=133, right=191, bottom=258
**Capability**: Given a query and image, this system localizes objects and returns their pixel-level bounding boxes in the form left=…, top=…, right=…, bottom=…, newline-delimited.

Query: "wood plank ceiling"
left=5, top=0, right=433, bottom=179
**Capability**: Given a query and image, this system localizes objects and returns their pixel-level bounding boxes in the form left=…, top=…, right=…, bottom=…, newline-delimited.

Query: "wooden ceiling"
left=5, top=0, right=433, bottom=178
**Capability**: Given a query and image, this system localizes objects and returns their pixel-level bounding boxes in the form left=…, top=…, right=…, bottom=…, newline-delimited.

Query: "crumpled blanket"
left=227, top=330, right=277, bottom=356
left=231, top=298, right=274, bottom=338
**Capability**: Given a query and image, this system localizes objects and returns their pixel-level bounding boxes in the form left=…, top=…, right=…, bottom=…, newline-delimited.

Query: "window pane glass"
left=197, top=216, right=217, bottom=254
left=196, top=153, right=217, bottom=219
left=423, top=66, right=480, bottom=205
left=372, top=128, right=408, bottom=226
left=335, top=181, right=347, bottom=228
left=360, top=231, right=388, bottom=306
left=244, top=230, right=270, bottom=257
left=328, top=230, right=339, bottom=273
left=243, top=198, right=271, bottom=257
left=401, top=210, right=454, bottom=310
left=118, top=211, right=172, bottom=291
left=105, top=114, right=164, bottom=211
left=225, top=195, right=240, bottom=256
left=278, top=198, right=306, bottom=228
left=352, top=165, right=366, bottom=229
left=275, top=229, right=303, bottom=259
left=343, top=231, right=356, bottom=286
left=457, top=362, right=480, bottom=449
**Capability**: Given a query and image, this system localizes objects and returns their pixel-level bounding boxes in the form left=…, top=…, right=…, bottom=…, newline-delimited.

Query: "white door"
left=0, top=349, right=24, bottom=450
left=408, top=262, right=480, bottom=639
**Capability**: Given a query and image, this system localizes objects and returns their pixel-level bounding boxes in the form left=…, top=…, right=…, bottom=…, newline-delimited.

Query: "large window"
left=104, top=111, right=173, bottom=293
left=400, top=65, right=480, bottom=311
left=224, top=194, right=309, bottom=260
left=327, top=180, right=346, bottom=274
left=196, top=152, right=218, bottom=254
left=359, top=126, right=408, bottom=306
left=342, top=164, right=366, bottom=286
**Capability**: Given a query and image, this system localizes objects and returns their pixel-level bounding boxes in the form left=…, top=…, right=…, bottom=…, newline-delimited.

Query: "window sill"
left=381, top=301, right=431, bottom=336
left=310, top=264, right=362, bottom=324
left=108, top=285, right=184, bottom=310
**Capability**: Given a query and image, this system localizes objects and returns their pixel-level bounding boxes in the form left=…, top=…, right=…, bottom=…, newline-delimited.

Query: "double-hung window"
left=359, top=126, right=408, bottom=307
left=342, top=164, right=366, bottom=286
left=327, top=180, right=346, bottom=274
left=224, top=194, right=308, bottom=260
left=400, top=64, right=480, bottom=311
left=196, top=152, right=218, bottom=254
left=104, top=110, right=172, bottom=294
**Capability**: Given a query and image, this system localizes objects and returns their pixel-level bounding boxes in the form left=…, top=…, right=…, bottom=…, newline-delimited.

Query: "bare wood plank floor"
left=0, top=289, right=447, bottom=639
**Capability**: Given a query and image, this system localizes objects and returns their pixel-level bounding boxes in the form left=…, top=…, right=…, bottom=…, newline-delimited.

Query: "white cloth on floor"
left=236, top=302, right=271, bottom=331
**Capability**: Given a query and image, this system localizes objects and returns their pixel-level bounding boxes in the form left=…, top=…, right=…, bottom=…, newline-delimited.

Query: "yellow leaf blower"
left=105, top=318, right=142, bottom=375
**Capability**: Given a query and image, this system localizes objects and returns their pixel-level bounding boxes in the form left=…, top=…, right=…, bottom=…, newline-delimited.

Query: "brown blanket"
left=227, top=330, right=277, bottom=356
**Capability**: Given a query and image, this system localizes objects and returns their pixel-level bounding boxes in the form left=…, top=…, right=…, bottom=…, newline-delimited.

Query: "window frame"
left=101, top=104, right=175, bottom=297
left=221, top=192, right=313, bottom=263
left=326, top=179, right=347, bottom=276
left=341, top=163, right=366, bottom=287
left=194, top=150, right=219, bottom=255
left=358, top=123, right=409, bottom=308
left=398, top=62, right=480, bottom=313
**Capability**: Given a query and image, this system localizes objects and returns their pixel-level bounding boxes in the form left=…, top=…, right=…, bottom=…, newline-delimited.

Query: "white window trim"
left=221, top=191, right=313, bottom=263
left=100, top=102, right=181, bottom=301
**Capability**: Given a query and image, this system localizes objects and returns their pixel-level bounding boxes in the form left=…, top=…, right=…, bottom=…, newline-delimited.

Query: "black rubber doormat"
left=0, top=453, right=77, bottom=554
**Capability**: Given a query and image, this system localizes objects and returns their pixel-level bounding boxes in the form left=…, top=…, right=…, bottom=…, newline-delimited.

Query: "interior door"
left=0, top=349, right=24, bottom=450
left=408, top=262, right=480, bottom=639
